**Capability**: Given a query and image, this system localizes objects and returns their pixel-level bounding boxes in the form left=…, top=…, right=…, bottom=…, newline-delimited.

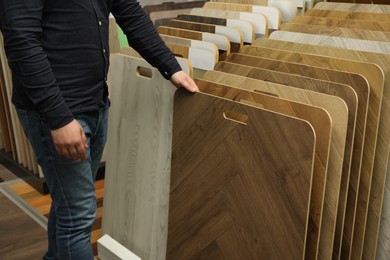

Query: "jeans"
left=16, top=102, right=109, bottom=260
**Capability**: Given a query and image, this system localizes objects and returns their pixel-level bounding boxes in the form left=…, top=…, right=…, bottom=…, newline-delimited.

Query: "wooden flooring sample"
left=160, top=34, right=218, bottom=70
left=305, top=8, right=390, bottom=22
left=190, top=8, right=268, bottom=38
left=102, top=54, right=176, bottom=260
left=291, top=16, right=390, bottom=32
left=246, top=40, right=389, bottom=260
left=142, top=1, right=206, bottom=14
left=167, top=19, right=243, bottom=53
left=215, top=60, right=359, bottom=260
left=157, top=26, right=231, bottom=52
left=270, top=31, right=390, bottom=54
left=314, top=2, right=390, bottom=13
left=119, top=46, right=193, bottom=77
left=222, top=53, right=370, bottom=260
left=279, top=23, right=390, bottom=42
left=176, top=14, right=254, bottom=44
left=203, top=2, right=281, bottom=30
left=168, top=87, right=316, bottom=259
left=202, top=70, right=348, bottom=260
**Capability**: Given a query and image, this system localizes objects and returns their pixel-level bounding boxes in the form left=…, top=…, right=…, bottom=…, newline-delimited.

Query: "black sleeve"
left=111, top=0, right=181, bottom=79
left=0, top=0, right=74, bottom=129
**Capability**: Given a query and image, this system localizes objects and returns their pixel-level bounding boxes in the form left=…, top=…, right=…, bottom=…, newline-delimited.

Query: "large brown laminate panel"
left=167, top=86, right=316, bottom=259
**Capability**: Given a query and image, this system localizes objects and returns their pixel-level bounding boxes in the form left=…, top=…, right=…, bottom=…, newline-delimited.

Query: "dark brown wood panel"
left=167, top=88, right=316, bottom=259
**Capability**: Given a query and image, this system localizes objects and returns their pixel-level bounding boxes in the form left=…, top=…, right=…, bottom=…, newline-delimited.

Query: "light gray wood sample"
left=102, top=54, right=176, bottom=260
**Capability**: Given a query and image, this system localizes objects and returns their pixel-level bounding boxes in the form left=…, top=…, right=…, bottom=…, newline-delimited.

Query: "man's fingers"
left=75, top=142, right=88, bottom=161
left=68, top=145, right=79, bottom=160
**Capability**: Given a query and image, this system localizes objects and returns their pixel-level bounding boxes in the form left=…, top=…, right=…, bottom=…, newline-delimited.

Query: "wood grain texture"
left=102, top=54, right=176, bottom=260
left=305, top=8, right=390, bottom=22
left=0, top=192, right=47, bottom=259
left=270, top=30, right=390, bottom=54
left=314, top=2, right=390, bottom=13
left=119, top=46, right=193, bottom=78
left=109, top=17, right=120, bottom=54
left=279, top=23, right=390, bottom=42
left=203, top=2, right=281, bottom=30
left=291, top=16, right=390, bottom=32
left=189, top=8, right=268, bottom=38
left=142, top=1, right=206, bottom=15
left=157, top=26, right=231, bottom=61
left=0, top=34, right=22, bottom=164
left=214, top=60, right=359, bottom=260
left=167, top=19, right=243, bottom=53
left=202, top=70, right=348, bottom=260
left=160, top=34, right=219, bottom=70
left=248, top=39, right=390, bottom=260
left=0, top=72, right=12, bottom=152
left=213, top=0, right=268, bottom=5
left=168, top=87, right=316, bottom=259
left=176, top=14, right=255, bottom=44
left=213, top=0, right=298, bottom=22
left=222, top=55, right=369, bottom=258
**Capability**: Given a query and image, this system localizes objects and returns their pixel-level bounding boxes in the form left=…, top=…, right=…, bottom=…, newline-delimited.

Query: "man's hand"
left=170, top=71, right=199, bottom=93
left=50, top=119, right=88, bottom=161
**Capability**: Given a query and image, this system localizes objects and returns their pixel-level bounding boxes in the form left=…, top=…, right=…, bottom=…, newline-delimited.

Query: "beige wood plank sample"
left=291, top=16, right=390, bottom=33
left=168, top=86, right=316, bottom=259
left=102, top=54, right=176, bottom=260
left=109, top=17, right=120, bottom=54
left=314, top=2, right=390, bottom=13
left=119, top=46, right=193, bottom=78
left=203, top=2, right=281, bottom=30
left=305, top=8, right=390, bottom=22
left=190, top=8, right=268, bottom=38
left=213, top=0, right=268, bottom=5
left=203, top=70, right=348, bottom=260
left=222, top=53, right=370, bottom=259
left=157, top=26, right=231, bottom=52
left=176, top=14, right=255, bottom=44
left=160, top=34, right=219, bottom=70
left=270, top=30, right=390, bottom=54
left=167, top=19, right=243, bottom=53
left=247, top=40, right=389, bottom=260
left=279, top=23, right=390, bottom=42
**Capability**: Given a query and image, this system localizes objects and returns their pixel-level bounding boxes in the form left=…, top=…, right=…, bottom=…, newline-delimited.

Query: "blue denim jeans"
left=16, top=103, right=109, bottom=260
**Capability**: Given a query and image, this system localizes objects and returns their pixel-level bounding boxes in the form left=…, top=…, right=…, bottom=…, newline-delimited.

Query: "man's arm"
left=111, top=0, right=198, bottom=92
left=0, top=0, right=87, bottom=160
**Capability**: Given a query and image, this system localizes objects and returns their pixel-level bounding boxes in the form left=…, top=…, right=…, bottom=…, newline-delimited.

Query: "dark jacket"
left=0, top=0, right=181, bottom=129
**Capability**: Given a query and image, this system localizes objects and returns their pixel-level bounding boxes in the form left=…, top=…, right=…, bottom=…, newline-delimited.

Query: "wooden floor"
left=0, top=192, right=47, bottom=259
left=0, top=161, right=104, bottom=258
left=6, top=178, right=104, bottom=256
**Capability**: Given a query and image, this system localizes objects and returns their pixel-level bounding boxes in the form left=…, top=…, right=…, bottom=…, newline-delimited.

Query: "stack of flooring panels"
left=138, top=0, right=300, bottom=77
left=103, top=1, right=367, bottom=260
left=255, top=2, right=390, bottom=259
left=0, top=34, right=41, bottom=179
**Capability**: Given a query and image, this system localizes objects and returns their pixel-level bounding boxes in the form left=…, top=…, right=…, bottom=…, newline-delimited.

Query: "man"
left=0, top=0, right=198, bottom=259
